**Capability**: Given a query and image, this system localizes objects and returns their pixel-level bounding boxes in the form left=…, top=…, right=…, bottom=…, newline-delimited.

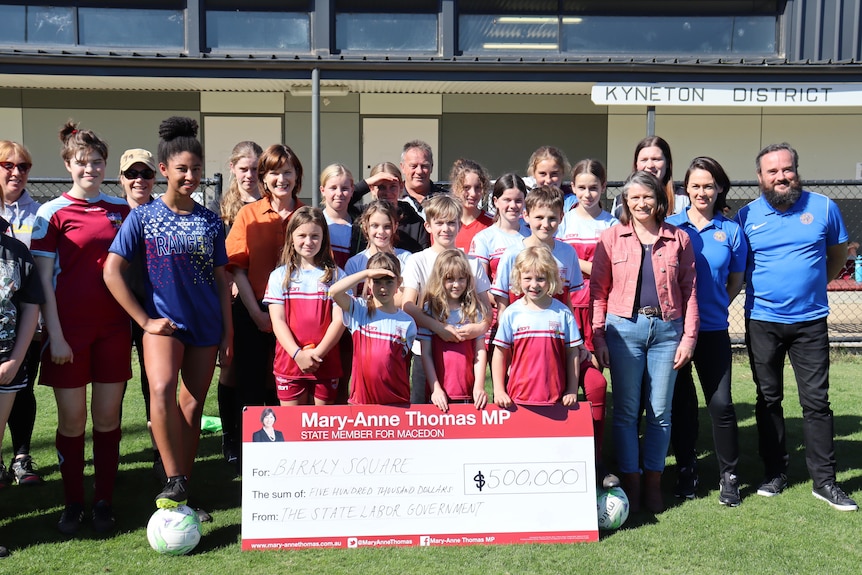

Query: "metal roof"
left=1, top=48, right=861, bottom=94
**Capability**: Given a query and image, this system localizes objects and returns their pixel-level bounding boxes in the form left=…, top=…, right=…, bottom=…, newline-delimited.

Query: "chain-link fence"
left=26, top=174, right=224, bottom=212
left=22, top=176, right=862, bottom=343
left=607, top=180, right=862, bottom=344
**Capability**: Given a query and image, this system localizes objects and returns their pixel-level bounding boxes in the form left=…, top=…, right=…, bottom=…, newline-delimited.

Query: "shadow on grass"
left=0, top=431, right=242, bottom=553
left=604, top=385, right=862, bottom=512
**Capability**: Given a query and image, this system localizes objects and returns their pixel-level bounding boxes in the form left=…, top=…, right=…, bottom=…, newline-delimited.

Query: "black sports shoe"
left=756, top=473, right=787, bottom=497
left=57, top=503, right=85, bottom=535
left=156, top=476, right=189, bottom=509
left=92, top=500, right=117, bottom=533
left=812, top=482, right=858, bottom=512
left=674, top=466, right=699, bottom=499
left=718, top=472, right=741, bottom=507
left=0, top=545, right=9, bottom=558
left=11, top=455, right=43, bottom=486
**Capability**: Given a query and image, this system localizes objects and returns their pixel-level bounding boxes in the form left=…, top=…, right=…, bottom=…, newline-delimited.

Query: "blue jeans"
left=605, top=312, right=683, bottom=473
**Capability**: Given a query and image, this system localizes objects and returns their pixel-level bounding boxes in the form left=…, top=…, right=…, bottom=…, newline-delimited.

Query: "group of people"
left=0, top=127, right=855, bottom=556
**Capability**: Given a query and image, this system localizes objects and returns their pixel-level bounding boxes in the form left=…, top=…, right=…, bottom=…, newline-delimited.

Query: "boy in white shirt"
left=402, top=195, right=491, bottom=402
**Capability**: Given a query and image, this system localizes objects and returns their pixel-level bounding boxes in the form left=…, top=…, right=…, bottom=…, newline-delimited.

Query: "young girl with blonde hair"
left=419, top=249, right=489, bottom=412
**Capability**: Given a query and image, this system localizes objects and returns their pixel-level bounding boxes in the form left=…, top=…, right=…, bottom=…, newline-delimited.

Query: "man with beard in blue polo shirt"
left=736, top=142, right=856, bottom=512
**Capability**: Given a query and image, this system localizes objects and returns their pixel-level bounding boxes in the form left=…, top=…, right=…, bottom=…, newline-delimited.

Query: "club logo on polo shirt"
left=713, top=230, right=727, bottom=242
left=800, top=212, right=814, bottom=225
left=549, top=320, right=562, bottom=335
left=106, top=211, right=124, bottom=230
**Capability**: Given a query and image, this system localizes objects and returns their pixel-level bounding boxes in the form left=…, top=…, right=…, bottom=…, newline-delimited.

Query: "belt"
left=638, top=306, right=661, bottom=318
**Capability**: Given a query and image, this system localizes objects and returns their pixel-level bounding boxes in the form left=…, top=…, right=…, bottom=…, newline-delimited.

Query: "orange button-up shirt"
left=226, top=198, right=303, bottom=301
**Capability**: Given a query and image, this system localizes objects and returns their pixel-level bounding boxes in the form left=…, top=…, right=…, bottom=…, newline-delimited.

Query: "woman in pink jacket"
left=591, top=170, right=698, bottom=514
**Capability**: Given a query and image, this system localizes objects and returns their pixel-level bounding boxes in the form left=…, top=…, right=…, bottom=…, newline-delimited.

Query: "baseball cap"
left=120, top=148, right=156, bottom=172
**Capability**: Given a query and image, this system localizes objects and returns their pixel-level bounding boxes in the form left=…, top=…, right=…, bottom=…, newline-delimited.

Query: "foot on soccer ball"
left=156, top=476, right=189, bottom=509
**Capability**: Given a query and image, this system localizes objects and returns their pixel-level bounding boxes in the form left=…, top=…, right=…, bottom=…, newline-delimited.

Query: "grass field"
left=2, top=353, right=862, bottom=574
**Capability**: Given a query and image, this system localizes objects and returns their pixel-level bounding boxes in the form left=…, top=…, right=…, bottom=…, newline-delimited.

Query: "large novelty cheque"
left=242, top=404, right=597, bottom=550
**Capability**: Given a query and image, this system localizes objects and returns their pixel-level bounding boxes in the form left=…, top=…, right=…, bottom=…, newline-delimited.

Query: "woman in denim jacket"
left=591, top=170, right=698, bottom=514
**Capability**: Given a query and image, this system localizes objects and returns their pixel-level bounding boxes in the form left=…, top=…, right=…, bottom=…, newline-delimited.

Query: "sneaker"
left=718, top=472, right=741, bottom=507
left=674, top=466, right=699, bottom=499
left=0, top=545, right=9, bottom=558
left=756, top=473, right=788, bottom=497
left=57, top=503, right=85, bottom=535
left=92, top=500, right=117, bottom=533
left=156, top=476, right=188, bottom=509
left=0, top=464, right=11, bottom=489
left=11, top=455, right=43, bottom=486
left=812, top=482, right=858, bottom=512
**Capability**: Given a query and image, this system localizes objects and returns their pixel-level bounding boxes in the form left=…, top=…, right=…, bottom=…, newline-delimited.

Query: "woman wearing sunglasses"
left=0, top=141, right=44, bottom=489
left=118, top=149, right=162, bottom=480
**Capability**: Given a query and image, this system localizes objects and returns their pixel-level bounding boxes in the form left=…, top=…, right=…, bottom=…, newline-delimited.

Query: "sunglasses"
left=0, top=161, right=32, bottom=173
left=122, top=168, right=156, bottom=180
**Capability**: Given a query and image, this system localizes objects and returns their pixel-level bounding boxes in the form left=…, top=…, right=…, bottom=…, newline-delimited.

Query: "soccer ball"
left=147, top=505, right=202, bottom=555
left=596, top=486, right=630, bottom=530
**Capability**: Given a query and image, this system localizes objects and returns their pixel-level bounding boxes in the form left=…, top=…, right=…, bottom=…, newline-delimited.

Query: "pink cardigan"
left=590, top=222, right=699, bottom=350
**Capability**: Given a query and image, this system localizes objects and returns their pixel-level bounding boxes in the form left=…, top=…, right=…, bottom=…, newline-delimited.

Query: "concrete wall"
left=608, top=105, right=862, bottom=183
left=1, top=88, right=860, bottom=196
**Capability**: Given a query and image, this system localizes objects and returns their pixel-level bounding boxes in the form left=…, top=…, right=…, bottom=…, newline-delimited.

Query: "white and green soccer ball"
left=597, top=486, right=630, bottom=530
left=147, top=505, right=202, bottom=555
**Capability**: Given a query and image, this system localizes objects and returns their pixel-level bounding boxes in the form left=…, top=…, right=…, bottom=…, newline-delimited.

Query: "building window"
left=205, top=0, right=310, bottom=52
left=562, top=16, right=776, bottom=54
left=334, top=0, right=438, bottom=53
left=79, top=8, right=184, bottom=49
left=0, top=3, right=184, bottom=49
left=458, top=1, right=780, bottom=55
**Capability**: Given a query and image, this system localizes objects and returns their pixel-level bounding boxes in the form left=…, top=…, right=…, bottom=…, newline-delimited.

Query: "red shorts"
left=39, top=321, right=132, bottom=389
left=276, top=376, right=338, bottom=403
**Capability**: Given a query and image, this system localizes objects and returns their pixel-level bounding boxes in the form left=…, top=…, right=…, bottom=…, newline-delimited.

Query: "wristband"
left=292, top=347, right=301, bottom=360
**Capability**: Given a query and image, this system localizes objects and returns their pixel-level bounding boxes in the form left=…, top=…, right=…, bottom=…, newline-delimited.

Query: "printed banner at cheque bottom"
left=241, top=403, right=598, bottom=549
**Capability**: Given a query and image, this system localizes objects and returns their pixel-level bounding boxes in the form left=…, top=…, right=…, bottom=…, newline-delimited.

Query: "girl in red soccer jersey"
left=448, top=159, right=493, bottom=251
left=264, top=206, right=345, bottom=406
left=329, top=252, right=417, bottom=405
left=492, top=246, right=582, bottom=408
left=104, top=117, right=232, bottom=514
left=419, top=249, right=489, bottom=412
left=31, top=122, right=131, bottom=534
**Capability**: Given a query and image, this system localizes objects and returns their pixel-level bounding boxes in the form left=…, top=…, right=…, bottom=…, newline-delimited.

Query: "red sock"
left=56, top=432, right=85, bottom=506
left=93, top=427, right=122, bottom=504
left=580, top=360, right=608, bottom=461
